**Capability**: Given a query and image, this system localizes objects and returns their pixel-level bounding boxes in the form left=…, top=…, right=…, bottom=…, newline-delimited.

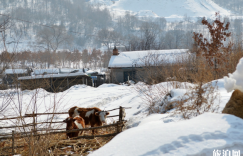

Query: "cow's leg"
left=79, top=130, right=84, bottom=136
left=90, top=124, right=95, bottom=135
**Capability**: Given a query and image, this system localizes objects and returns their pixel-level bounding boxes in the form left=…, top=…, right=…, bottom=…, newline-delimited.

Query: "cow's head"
left=63, top=117, right=74, bottom=123
left=95, top=111, right=110, bottom=123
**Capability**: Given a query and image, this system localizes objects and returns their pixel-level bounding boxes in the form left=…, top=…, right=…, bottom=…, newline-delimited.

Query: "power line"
left=0, top=13, right=86, bottom=36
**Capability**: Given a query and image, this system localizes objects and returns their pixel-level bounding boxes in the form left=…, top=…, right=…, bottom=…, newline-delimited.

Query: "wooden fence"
left=0, top=106, right=131, bottom=155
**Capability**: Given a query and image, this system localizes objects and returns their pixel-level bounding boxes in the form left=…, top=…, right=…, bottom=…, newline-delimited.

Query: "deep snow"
left=89, top=113, right=243, bottom=156
left=0, top=68, right=242, bottom=155
left=0, top=78, right=239, bottom=155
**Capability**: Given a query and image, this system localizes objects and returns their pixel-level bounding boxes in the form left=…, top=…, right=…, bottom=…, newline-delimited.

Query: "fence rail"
left=0, top=106, right=130, bottom=155
left=0, top=121, right=64, bottom=129
left=0, top=107, right=132, bottom=121
left=0, top=123, right=120, bottom=140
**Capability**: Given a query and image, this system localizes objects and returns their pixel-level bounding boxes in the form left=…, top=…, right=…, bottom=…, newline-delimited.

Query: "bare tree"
left=139, top=22, right=160, bottom=50
left=0, top=15, right=11, bottom=52
left=82, top=49, right=90, bottom=68
left=35, top=25, right=74, bottom=52
left=233, top=18, right=243, bottom=46
left=97, top=28, right=122, bottom=50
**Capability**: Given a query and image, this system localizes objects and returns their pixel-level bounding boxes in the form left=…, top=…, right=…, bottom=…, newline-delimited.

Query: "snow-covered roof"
left=59, top=68, right=76, bottom=73
left=18, top=72, right=88, bottom=80
left=34, top=68, right=59, bottom=75
left=4, top=69, right=28, bottom=74
left=108, top=49, right=189, bottom=68
left=86, top=70, right=98, bottom=74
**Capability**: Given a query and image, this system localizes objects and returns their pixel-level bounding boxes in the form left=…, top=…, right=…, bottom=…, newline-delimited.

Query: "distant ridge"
left=91, top=0, right=232, bottom=20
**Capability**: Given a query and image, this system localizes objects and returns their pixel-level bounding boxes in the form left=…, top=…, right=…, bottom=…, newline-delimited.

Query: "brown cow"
left=68, top=106, right=110, bottom=134
left=63, top=116, right=85, bottom=138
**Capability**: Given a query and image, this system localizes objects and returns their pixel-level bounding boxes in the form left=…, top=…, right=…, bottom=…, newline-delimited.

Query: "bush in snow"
left=135, top=76, right=220, bottom=119
left=134, top=81, right=193, bottom=114
left=173, top=81, right=220, bottom=119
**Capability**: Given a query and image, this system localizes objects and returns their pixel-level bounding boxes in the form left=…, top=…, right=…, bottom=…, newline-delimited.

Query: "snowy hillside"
left=91, top=0, right=232, bottom=20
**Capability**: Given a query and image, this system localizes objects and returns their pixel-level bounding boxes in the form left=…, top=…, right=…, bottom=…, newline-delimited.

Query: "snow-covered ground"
left=2, top=59, right=243, bottom=155
left=0, top=78, right=240, bottom=155
left=0, top=83, right=146, bottom=131
left=90, top=113, right=243, bottom=156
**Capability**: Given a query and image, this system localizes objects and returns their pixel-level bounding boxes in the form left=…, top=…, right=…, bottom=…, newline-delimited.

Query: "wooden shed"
left=18, top=73, right=92, bottom=92
left=3, top=69, right=32, bottom=85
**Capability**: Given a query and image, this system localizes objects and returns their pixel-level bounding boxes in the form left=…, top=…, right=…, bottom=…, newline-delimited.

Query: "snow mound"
left=89, top=113, right=243, bottom=156
left=97, top=84, right=119, bottom=88
left=138, top=113, right=169, bottom=126
left=170, top=89, right=187, bottom=99
left=224, top=57, right=243, bottom=92
left=68, top=84, right=89, bottom=90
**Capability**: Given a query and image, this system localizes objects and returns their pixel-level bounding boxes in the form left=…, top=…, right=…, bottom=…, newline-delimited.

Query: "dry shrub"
left=172, top=57, right=220, bottom=119
left=134, top=59, right=221, bottom=118
left=173, top=81, right=220, bottom=119
left=134, top=80, right=193, bottom=115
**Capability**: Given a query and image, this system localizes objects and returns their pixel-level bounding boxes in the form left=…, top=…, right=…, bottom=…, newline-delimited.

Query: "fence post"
left=32, top=111, right=36, bottom=135
left=12, top=130, right=15, bottom=155
left=119, top=106, right=122, bottom=122
left=67, top=78, right=69, bottom=89
left=117, top=106, right=123, bottom=133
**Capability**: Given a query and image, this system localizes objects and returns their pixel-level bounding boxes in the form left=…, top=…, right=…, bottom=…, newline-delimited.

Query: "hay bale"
left=222, top=89, right=243, bottom=119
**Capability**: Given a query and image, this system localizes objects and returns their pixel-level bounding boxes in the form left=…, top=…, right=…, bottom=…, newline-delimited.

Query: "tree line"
left=0, top=49, right=112, bottom=70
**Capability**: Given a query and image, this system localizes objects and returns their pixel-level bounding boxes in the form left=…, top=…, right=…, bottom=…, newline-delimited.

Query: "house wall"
left=111, top=68, right=143, bottom=83
left=110, top=67, right=169, bottom=84
left=111, top=69, right=124, bottom=83
left=3, top=73, right=30, bottom=85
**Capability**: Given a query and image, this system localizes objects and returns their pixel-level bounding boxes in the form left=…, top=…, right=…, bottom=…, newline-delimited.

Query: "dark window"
left=124, top=71, right=136, bottom=82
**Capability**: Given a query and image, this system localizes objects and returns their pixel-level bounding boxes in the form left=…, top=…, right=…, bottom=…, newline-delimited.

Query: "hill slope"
left=92, top=0, right=232, bottom=20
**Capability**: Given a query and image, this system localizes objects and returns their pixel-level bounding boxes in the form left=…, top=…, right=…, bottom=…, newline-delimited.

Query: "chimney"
left=113, top=46, right=119, bottom=55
